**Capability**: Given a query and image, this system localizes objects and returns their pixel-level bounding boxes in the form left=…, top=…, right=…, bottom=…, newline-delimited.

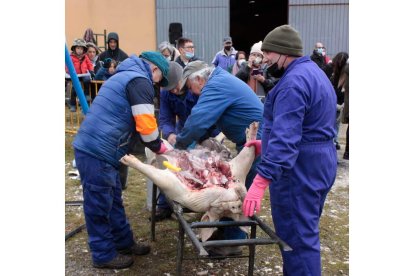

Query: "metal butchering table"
left=150, top=183, right=292, bottom=276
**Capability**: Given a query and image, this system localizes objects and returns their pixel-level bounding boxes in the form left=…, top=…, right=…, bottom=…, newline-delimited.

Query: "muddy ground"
left=65, top=125, right=349, bottom=276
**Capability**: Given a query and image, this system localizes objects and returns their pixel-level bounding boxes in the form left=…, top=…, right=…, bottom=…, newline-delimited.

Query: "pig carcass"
left=120, top=124, right=258, bottom=241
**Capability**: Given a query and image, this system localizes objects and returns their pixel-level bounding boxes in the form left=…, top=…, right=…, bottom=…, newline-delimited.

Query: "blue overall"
left=74, top=149, right=135, bottom=264
left=175, top=67, right=264, bottom=240
left=72, top=55, right=154, bottom=264
left=257, top=56, right=337, bottom=275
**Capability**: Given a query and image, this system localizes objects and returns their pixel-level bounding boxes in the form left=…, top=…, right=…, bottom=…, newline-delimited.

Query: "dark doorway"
left=230, top=0, right=288, bottom=55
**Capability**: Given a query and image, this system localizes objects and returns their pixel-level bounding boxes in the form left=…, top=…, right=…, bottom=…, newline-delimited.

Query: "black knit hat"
left=261, top=25, right=303, bottom=57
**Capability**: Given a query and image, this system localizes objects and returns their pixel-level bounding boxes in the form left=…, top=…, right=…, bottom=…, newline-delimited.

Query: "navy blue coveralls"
left=73, top=55, right=161, bottom=264
left=257, top=56, right=337, bottom=275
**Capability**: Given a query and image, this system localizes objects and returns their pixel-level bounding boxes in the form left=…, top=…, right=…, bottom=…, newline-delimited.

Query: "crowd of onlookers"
left=65, top=29, right=349, bottom=159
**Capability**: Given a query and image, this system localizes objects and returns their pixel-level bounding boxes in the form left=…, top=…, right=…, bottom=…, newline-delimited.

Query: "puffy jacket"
left=73, top=55, right=153, bottom=168
left=176, top=67, right=263, bottom=149
left=257, top=56, right=337, bottom=182
left=66, top=53, right=93, bottom=74
left=159, top=89, right=199, bottom=139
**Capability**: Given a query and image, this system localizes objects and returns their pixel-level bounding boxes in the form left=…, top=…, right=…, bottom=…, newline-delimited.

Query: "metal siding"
left=289, top=0, right=349, bottom=58
left=156, top=0, right=229, bottom=63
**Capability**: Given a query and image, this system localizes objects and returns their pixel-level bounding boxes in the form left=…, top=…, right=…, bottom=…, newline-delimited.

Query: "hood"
left=107, top=32, right=120, bottom=49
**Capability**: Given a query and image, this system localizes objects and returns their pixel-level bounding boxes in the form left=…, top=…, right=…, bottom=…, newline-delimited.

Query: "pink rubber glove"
left=243, top=174, right=270, bottom=217
left=156, top=142, right=168, bottom=154
left=244, top=140, right=262, bottom=157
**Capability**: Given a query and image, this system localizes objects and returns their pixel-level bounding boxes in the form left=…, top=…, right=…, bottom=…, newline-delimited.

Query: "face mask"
left=164, top=56, right=171, bottom=61
left=224, top=45, right=232, bottom=51
left=267, top=55, right=287, bottom=78
left=254, top=56, right=262, bottom=65
left=238, top=59, right=246, bottom=66
left=317, top=48, right=324, bottom=55
left=184, top=51, right=194, bottom=59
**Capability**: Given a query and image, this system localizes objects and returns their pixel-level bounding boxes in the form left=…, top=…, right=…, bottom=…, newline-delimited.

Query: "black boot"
left=118, top=241, right=151, bottom=255
left=149, top=208, right=173, bottom=222
left=93, top=254, right=134, bottom=269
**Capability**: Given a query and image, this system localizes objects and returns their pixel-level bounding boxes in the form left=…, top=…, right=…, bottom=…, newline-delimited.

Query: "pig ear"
left=199, top=213, right=217, bottom=242
left=228, top=213, right=250, bottom=236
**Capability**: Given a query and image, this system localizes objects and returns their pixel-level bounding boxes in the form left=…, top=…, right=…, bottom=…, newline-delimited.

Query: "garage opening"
left=230, top=0, right=288, bottom=54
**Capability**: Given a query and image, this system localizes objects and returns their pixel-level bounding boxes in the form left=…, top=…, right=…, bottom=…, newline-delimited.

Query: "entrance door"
left=230, top=0, right=288, bottom=54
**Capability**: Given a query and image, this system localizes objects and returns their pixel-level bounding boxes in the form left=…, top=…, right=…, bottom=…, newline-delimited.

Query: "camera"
left=251, top=68, right=263, bottom=76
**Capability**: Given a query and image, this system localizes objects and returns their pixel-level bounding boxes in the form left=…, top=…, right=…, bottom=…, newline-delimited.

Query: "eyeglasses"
left=317, top=47, right=326, bottom=49
left=183, top=46, right=195, bottom=49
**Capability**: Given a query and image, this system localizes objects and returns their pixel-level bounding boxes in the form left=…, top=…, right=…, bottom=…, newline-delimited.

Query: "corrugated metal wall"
left=288, top=0, right=349, bottom=58
left=156, top=0, right=229, bottom=63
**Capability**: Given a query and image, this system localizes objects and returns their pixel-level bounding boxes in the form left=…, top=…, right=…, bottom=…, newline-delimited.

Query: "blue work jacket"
left=175, top=67, right=263, bottom=149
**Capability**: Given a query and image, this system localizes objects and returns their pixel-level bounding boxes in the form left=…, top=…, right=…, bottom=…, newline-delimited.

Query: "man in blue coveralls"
left=175, top=60, right=264, bottom=256
left=242, top=25, right=337, bottom=275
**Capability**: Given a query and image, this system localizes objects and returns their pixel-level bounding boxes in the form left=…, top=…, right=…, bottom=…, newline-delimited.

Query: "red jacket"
left=66, top=53, right=93, bottom=74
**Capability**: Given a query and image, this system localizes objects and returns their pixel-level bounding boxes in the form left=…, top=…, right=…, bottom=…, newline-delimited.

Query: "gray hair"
left=158, top=41, right=174, bottom=55
left=188, top=66, right=214, bottom=82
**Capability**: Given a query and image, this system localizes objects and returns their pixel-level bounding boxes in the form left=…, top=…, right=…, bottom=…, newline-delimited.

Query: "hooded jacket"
left=66, top=53, right=93, bottom=74
left=94, top=32, right=128, bottom=73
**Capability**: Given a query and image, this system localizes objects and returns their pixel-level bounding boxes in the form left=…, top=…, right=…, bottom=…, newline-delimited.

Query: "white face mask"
left=254, top=57, right=262, bottom=65
left=238, top=59, right=246, bottom=66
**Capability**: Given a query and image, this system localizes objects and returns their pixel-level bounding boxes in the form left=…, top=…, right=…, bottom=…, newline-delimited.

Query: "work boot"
left=149, top=208, right=173, bottom=222
left=207, top=246, right=243, bottom=257
left=93, top=254, right=134, bottom=269
left=118, top=241, right=151, bottom=256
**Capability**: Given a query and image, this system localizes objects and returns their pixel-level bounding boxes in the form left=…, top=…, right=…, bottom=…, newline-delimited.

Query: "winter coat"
left=94, top=32, right=128, bottom=73
left=235, top=63, right=278, bottom=96
left=339, top=63, right=349, bottom=124
left=212, top=48, right=237, bottom=72
left=174, top=55, right=200, bottom=68
left=175, top=67, right=263, bottom=149
left=66, top=53, right=93, bottom=74
left=73, top=55, right=153, bottom=168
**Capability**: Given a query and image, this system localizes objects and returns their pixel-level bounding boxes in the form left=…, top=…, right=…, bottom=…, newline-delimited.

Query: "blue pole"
left=65, top=43, right=89, bottom=114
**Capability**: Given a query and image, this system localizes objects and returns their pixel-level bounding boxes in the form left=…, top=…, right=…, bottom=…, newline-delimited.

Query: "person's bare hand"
left=253, top=75, right=265, bottom=83
left=167, top=134, right=177, bottom=146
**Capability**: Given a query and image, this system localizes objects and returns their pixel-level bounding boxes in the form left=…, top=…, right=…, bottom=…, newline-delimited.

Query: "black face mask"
left=224, top=45, right=232, bottom=51
left=267, top=55, right=287, bottom=78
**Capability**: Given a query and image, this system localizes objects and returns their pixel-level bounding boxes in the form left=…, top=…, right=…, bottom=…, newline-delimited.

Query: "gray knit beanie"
left=261, top=25, right=303, bottom=57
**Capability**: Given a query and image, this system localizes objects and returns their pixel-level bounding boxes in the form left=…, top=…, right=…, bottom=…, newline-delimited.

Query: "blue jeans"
left=157, top=192, right=171, bottom=210
left=74, top=149, right=134, bottom=264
